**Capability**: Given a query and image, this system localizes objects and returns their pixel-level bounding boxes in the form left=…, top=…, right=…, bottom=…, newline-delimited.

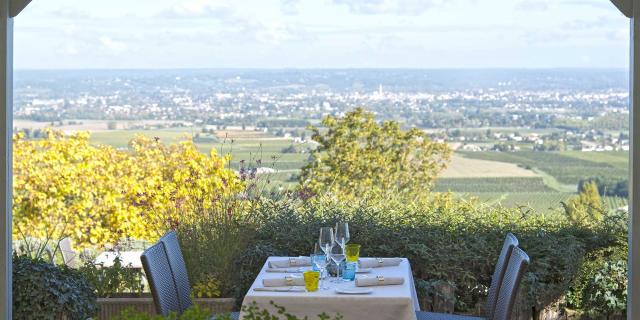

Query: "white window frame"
left=0, top=1, right=635, bottom=319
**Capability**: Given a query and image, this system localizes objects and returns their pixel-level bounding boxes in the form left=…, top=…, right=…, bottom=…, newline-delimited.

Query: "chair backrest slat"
left=160, top=230, right=193, bottom=313
left=493, top=246, right=530, bottom=320
left=141, top=242, right=180, bottom=316
left=485, top=233, right=518, bottom=319
left=58, top=237, right=77, bottom=268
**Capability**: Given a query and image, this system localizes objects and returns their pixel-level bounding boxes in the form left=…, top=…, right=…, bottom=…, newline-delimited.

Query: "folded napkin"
left=355, top=275, right=404, bottom=287
left=269, top=257, right=312, bottom=268
left=358, top=258, right=403, bottom=268
left=254, top=287, right=306, bottom=292
left=262, top=276, right=306, bottom=287
left=265, top=268, right=305, bottom=273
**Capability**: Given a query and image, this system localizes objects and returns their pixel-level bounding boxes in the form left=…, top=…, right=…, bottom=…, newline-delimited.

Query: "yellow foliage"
left=191, top=274, right=222, bottom=298
left=13, top=130, right=243, bottom=247
left=562, top=181, right=604, bottom=227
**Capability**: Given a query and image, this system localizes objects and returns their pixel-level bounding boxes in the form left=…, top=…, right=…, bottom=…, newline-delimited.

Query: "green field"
left=451, top=193, right=626, bottom=213
left=459, top=151, right=628, bottom=185
left=89, top=128, right=629, bottom=214
left=91, top=128, right=309, bottom=171
left=434, top=177, right=553, bottom=193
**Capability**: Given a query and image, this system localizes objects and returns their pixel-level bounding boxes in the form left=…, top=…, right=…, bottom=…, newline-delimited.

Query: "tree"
left=13, top=130, right=243, bottom=247
left=562, top=181, right=605, bottom=227
left=299, top=108, right=451, bottom=197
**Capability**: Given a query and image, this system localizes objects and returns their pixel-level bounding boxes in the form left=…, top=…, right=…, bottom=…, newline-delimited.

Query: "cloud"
left=159, top=0, right=236, bottom=19
left=99, top=36, right=127, bottom=54
left=515, top=0, right=548, bottom=11
left=332, top=0, right=445, bottom=15
left=523, top=30, right=570, bottom=45
left=62, top=43, right=79, bottom=55
left=254, top=23, right=311, bottom=44
left=49, top=8, right=93, bottom=20
left=560, top=0, right=613, bottom=9
left=62, top=24, right=78, bottom=36
left=155, top=0, right=311, bottom=45
left=563, top=16, right=618, bottom=30
left=281, top=0, right=300, bottom=15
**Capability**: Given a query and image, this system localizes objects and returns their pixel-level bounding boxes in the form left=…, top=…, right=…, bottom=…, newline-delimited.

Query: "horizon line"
left=13, top=66, right=629, bottom=72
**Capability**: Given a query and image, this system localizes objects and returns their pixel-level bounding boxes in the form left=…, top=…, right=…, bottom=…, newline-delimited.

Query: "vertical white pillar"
left=0, top=0, right=11, bottom=318
left=631, top=3, right=640, bottom=320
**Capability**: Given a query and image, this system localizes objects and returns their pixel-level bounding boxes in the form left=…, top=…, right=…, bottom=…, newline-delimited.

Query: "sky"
left=12, top=0, right=630, bottom=69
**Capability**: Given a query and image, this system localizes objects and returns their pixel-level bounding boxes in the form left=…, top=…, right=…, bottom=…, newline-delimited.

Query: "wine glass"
left=334, top=222, right=350, bottom=250
left=312, top=251, right=329, bottom=289
left=319, top=227, right=334, bottom=255
left=311, top=243, right=324, bottom=276
left=330, top=245, right=346, bottom=282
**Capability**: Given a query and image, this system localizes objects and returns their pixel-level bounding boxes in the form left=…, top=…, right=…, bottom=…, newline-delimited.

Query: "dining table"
left=240, top=256, right=420, bottom=320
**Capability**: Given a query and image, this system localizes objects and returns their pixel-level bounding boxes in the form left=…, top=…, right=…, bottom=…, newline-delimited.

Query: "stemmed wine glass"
left=333, top=223, right=349, bottom=282
left=317, top=227, right=334, bottom=289
left=312, top=251, right=329, bottom=290
left=319, top=227, right=334, bottom=255
left=330, top=244, right=346, bottom=282
left=334, top=222, right=350, bottom=250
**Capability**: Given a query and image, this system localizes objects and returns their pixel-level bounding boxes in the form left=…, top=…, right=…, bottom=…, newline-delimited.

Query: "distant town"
left=13, top=69, right=629, bottom=153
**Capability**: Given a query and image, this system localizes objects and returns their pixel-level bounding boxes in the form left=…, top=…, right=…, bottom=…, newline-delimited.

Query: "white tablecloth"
left=94, top=251, right=143, bottom=269
left=240, top=256, right=420, bottom=320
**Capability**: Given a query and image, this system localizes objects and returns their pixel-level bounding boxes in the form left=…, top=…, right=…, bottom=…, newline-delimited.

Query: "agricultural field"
left=434, top=177, right=553, bottom=193
left=447, top=150, right=629, bottom=213
left=84, top=127, right=629, bottom=214
left=455, top=192, right=572, bottom=213
left=90, top=128, right=309, bottom=170
left=90, top=128, right=308, bottom=189
left=459, top=150, right=628, bottom=185
left=440, top=155, right=538, bottom=178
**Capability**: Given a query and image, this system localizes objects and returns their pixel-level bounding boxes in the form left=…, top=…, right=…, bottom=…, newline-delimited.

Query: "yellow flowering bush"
left=13, top=130, right=243, bottom=247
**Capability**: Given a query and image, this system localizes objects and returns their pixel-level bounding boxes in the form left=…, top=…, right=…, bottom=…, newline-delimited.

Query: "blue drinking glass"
left=342, top=262, right=356, bottom=281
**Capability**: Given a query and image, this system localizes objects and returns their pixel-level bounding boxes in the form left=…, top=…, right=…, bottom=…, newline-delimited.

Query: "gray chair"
left=484, top=233, right=519, bottom=319
left=492, top=247, right=530, bottom=320
left=416, top=233, right=519, bottom=320
left=141, top=242, right=181, bottom=316
left=159, top=230, right=240, bottom=319
left=160, top=230, right=193, bottom=313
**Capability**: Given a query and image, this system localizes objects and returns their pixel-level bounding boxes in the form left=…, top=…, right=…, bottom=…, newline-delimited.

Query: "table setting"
left=240, top=223, right=420, bottom=320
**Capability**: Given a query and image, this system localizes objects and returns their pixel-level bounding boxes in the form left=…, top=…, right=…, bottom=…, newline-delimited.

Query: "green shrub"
left=163, top=190, right=622, bottom=317
left=561, top=181, right=605, bottom=227
left=242, top=301, right=343, bottom=320
left=114, top=304, right=221, bottom=320
left=114, top=302, right=342, bottom=320
left=12, top=255, right=98, bottom=319
left=77, top=256, right=145, bottom=297
left=230, top=194, right=620, bottom=316
left=567, top=244, right=628, bottom=317
left=175, top=197, right=256, bottom=297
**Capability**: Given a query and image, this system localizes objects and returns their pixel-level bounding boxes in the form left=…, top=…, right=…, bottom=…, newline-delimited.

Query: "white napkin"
left=268, top=257, right=312, bottom=268
left=265, top=268, right=306, bottom=273
left=358, top=258, right=402, bottom=268
left=262, top=276, right=306, bottom=287
left=355, top=275, right=404, bottom=287
left=254, top=287, right=306, bottom=292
